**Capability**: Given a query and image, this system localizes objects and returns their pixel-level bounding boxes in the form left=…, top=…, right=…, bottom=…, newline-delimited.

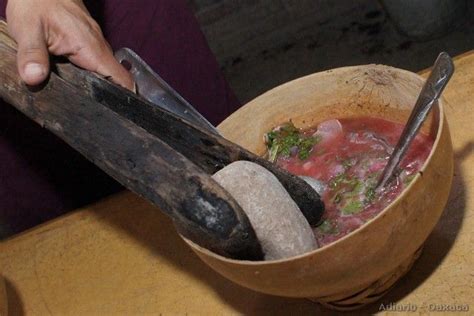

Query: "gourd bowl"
left=183, top=65, right=454, bottom=310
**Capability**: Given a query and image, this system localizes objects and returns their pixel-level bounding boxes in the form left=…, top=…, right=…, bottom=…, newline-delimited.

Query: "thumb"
left=15, top=26, right=49, bottom=86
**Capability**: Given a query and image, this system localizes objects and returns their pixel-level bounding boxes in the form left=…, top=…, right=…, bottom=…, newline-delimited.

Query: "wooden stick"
left=54, top=61, right=325, bottom=226
left=0, top=21, right=262, bottom=260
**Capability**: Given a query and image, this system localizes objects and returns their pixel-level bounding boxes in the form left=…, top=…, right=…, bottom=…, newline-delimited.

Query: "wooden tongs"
left=0, top=21, right=323, bottom=260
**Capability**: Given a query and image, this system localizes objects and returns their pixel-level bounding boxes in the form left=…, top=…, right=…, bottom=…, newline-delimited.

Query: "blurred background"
left=187, top=0, right=474, bottom=103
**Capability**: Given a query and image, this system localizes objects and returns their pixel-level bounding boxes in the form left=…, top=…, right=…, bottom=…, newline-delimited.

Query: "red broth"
left=266, top=117, right=434, bottom=247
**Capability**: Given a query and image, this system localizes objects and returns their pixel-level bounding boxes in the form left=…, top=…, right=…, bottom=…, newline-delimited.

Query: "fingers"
left=60, top=16, right=134, bottom=90
left=67, top=42, right=135, bottom=91
left=7, top=0, right=133, bottom=90
left=14, top=23, right=50, bottom=86
left=96, top=51, right=135, bottom=91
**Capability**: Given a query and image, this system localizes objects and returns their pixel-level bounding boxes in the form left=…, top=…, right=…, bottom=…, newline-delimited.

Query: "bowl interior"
left=220, top=65, right=439, bottom=157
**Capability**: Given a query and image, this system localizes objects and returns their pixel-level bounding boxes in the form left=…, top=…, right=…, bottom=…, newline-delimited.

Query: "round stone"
left=212, top=161, right=317, bottom=260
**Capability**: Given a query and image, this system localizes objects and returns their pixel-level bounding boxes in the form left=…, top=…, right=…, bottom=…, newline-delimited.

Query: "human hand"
left=6, top=0, right=134, bottom=89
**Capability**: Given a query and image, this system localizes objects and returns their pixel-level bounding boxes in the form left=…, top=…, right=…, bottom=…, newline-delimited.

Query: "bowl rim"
left=185, top=64, right=445, bottom=265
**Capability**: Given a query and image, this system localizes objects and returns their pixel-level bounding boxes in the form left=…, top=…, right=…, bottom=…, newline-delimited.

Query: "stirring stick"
left=376, top=52, right=454, bottom=190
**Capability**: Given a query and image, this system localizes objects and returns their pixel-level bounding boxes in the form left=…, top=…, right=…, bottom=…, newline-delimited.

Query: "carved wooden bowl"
left=183, top=65, right=454, bottom=310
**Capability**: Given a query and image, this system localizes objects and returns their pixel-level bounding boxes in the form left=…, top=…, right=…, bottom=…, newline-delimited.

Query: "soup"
left=265, top=117, right=434, bottom=247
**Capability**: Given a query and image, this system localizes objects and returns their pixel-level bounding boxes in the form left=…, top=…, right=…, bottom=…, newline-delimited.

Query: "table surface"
left=1, top=52, right=473, bottom=315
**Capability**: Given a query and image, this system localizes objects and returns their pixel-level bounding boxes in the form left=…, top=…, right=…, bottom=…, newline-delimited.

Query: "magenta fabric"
left=85, top=0, right=241, bottom=125
left=0, top=0, right=241, bottom=235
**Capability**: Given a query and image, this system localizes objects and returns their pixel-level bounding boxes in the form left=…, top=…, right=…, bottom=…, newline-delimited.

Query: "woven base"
left=309, top=246, right=423, bottom=311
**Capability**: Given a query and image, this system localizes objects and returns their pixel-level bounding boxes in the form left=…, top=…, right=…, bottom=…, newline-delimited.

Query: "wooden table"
left=1, top=52, right=473, bottom=315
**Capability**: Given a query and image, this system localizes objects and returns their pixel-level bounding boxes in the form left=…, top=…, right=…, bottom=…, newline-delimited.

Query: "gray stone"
left=212, top=161, right=317, bottom=260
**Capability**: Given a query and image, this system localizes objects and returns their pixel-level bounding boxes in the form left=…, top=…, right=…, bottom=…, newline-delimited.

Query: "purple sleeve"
left=0, top=0, right=241, bottom=235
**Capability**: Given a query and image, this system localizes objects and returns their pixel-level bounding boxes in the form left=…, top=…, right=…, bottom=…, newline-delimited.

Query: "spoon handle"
left=377, top=52, right=454, bottom=190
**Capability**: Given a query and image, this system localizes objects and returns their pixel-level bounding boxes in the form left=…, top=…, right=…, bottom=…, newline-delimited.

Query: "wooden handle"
left=0, top=20, right=262, bottom=260
left=54, top=54, right=325, bottom=227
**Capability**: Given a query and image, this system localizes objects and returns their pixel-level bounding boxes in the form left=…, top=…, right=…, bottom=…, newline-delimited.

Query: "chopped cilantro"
left=328, top=173, right=359, bottom=190
left=268, top=144, right=279, bottom=162
left=298, top=136, right=320, bottom=160
left=328, top=173, right=345, bottom=189
left=351, top=180, right=364, bottom=195
left=265, top=122, right=320, bottom=162
left=265, top=131, right=278, bottom=145
left=365, top=187, right=376, bottom=203
left=342, top=200, right=363, bottom=215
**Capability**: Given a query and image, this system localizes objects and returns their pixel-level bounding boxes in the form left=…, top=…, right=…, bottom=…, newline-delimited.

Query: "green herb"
left=329, top=173, right=346, bottom=189
left=328, top=173, right=360, bottom=191
left=333, top=193, right=342, bottom=204
left=265, top=131, right=278, bottom=145
left=365, top=187, right=376, bottom=203
left=351, top=180, right=364, bottom=195
left=268, top=144, right=279, bottom=162
left=318, top=220, right=338, bottom=234
left=265, top=122, right=320, bottom=162
left=342, top=200, right=363, bottom=215
left=298, top=135, right=320, bottom=160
